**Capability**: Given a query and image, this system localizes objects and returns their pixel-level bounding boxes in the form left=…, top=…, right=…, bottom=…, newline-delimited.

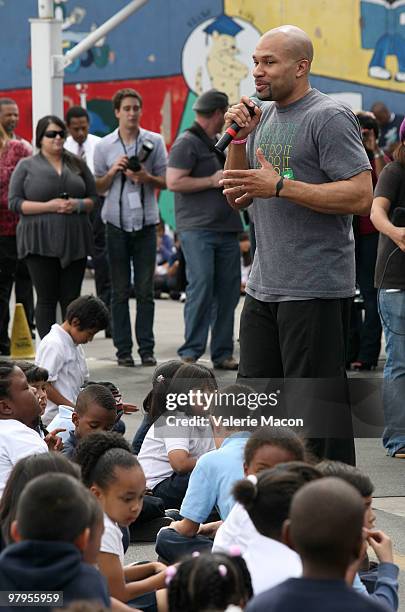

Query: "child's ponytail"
left=75, top=431, right=139, bottom=488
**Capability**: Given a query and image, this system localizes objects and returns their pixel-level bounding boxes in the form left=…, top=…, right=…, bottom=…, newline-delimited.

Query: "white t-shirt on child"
left=100, top=513, right=125, bottom=565
left=36, top=324, right=89, bottom=425
left=243, top=532, right=302, bottom=595
left=137, top=412, right=215, bottom=490
left=212, top=501, right=257, bottom=554
left=0, top=419, right=48, bottom=497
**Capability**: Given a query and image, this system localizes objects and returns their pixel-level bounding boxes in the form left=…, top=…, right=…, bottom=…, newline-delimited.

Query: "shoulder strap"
left=186, top=122, right=226, bottom=168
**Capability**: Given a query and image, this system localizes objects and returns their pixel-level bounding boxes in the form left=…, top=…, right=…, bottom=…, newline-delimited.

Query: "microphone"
left=215, top=101, right=258, bottom=152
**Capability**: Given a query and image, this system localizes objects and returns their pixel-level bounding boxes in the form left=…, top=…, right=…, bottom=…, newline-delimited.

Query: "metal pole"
left=63, top=0, right=148, bottom=67
left=37, top=0, right=53, bottom=19
left=30, top=16, right=63, bottom=140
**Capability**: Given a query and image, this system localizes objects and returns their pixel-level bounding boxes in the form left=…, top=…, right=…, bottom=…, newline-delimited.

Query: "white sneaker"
left=368, top=66, right=391, bottom=80
left=395, top=71, right=405, bottom=82
left=180, top=292, right=186, bottom=303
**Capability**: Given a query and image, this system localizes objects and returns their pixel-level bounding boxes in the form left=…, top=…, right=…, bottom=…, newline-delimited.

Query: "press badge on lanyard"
left=128, top=191, right=142, bottom=210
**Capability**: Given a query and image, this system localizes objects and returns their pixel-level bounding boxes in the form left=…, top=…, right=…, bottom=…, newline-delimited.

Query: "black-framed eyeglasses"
left=44, top=130, right=66, bottom=139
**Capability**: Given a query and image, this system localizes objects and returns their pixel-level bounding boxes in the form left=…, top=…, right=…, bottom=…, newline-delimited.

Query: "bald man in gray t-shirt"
left=221, top=26, right=372, bottom=463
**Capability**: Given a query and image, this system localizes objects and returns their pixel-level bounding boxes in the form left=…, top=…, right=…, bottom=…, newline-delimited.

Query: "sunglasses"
left=44, top=130, right=66, bottom=139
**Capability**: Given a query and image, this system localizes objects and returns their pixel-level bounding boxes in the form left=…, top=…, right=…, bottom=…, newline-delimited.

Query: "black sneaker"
left=117, top=355, right=135, bottom=367
left=141, top=355, right=157, bottom=367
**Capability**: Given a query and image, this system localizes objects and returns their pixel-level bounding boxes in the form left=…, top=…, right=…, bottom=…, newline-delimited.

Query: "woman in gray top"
left=9, top=115, right=98, bottom=337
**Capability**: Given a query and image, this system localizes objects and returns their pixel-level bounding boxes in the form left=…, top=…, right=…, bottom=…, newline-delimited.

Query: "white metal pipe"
left=30, top=18, right=63, bottom=138
left=37, top=0, right=54, bottom=19
left=63, top=0, right=148, bottom=67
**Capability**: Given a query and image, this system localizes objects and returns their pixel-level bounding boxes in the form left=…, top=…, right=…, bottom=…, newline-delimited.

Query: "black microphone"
left=215, top=101, right=258, bottom=152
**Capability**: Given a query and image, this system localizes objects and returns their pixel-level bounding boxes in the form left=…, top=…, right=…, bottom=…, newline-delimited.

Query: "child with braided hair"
left=233, top=462, right=322, bottom=595
left=166, top=552, right=253, bottom=612
left=213, top=426, right=306, bottom=554
left=74, top=431, right=167, bottom=612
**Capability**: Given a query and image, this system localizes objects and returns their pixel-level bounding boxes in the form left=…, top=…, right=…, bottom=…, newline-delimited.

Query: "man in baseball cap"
left=166, top=91, right=242, bottom=370
left=192, top=89, right=229, bottom=113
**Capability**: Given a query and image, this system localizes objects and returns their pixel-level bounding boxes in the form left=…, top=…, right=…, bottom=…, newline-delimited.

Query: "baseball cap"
left=192, top=89, right=229, bottom=113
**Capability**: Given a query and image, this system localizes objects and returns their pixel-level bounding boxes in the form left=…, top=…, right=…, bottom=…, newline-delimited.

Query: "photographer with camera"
left=94, top=88, right=167, bottom=367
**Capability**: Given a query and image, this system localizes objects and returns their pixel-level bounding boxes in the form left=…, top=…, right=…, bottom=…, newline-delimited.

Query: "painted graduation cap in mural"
left=203, top=14, right=244, bottom=37
left=182, top=13, right=260, bottom=104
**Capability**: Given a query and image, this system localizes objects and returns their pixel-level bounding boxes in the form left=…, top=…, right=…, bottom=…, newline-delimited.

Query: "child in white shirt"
left=232, top=462, right=322, bottom=595
left=36, top=295, right=109, bottom=425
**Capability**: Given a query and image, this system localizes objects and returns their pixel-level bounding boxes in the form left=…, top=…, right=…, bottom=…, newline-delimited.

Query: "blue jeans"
left=106, top=223, right=156, bottom=358
left=155, top=527, right=212, bottom=564
left=379, top=290, right=405, bottom=455
left=178, top=230, right=240, bottom=363
left=370, top=34, right=405, bottom=73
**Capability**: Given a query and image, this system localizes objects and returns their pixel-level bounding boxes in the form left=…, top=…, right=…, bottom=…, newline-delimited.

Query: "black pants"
left=238, top=295, right=355, bottom=464
left=152, top=472, right=191, bottom=510
left=91, top=199, right=111, bottom=310
left=25, top=255, right=86, bottom=338
left=349, top=232, right=382, bottom=365
left=0, top=236, right=34, bottom=352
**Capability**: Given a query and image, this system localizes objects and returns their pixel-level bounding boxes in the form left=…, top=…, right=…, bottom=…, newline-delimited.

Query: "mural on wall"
left=360, top=0, right=405, bottom=82
left=1, top=0, right=405, bottom=225
left=54, top=0, right=113, bottom=72
left=182, top=14, right=258, bottom=103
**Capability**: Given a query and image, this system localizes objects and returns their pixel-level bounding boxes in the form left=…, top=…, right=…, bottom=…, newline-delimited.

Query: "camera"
left=125, top=139, right=154, bottom=173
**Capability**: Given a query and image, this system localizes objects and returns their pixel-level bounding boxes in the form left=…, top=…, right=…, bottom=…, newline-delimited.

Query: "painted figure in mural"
left=55, top=0, right=111, bottom=73
left=361, top=0, right=405, bottom=82
left=197, top=15, right=249, bottom=103
left=167, top=89, right=242, bottom=370
left=221, top=25, right=373, bottom=463
left=93, top=89, right=168, bottom=368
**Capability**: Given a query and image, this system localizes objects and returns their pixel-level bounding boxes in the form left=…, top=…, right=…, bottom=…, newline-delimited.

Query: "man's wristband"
left=231, top=138, right=248, bottom=145
left=275, top=176, right=284, bottom=197
left=76, top=199, right=86, bottom=213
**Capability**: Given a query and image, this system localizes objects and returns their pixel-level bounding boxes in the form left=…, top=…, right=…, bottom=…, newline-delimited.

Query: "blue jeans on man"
left=106, top=223, right=156, bottom=360
left=379, top=290, right=405, bottom=455
left=178, top=230, right=240, bottom=364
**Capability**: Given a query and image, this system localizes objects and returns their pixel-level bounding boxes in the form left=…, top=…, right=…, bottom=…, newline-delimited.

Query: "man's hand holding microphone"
left=220, top=96, right=286, bottom=209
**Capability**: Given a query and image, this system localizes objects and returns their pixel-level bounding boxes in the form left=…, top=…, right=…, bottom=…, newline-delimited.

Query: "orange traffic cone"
left=10, top=303, right=35, bottom=359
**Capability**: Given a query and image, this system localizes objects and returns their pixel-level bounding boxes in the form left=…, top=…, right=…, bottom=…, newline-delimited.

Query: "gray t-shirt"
left=169, top=130, right=242, bottom=233
left=246, top=89, right=371, bottom=300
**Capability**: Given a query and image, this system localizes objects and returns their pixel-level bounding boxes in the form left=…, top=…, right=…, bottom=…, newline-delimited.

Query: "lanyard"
left=117, top=131, right=141, bottom=230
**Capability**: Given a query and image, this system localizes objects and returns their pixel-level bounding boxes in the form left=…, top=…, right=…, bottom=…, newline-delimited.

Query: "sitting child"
left=246, top=478, right=388, bottom=612
left=83, top=380, right=138, bottom=436
left=156, top=386, right=279, bottom=563
left=166, top=552, right=253, bottom=612
left=233, top=462, right=322, bottom=595
left=137, top=363, right=216, bottom=509
left=36, top=295, right=109, bottom=427
left=0, top=360, right=48, bottom=497
left=0, top=453, right=80, bottom=550
left=132, top=360, right=183, bottom=455
left=61, top=384, right=118, bottom=459
left=0, top=473, right=110, bottom=609
left=213, top=427, right=306, bottom=554
left=15, top=361, right=63, bottom=451
left=75, top=431, right=168, bottom=612
left=317, top=460, right=399, bottom=611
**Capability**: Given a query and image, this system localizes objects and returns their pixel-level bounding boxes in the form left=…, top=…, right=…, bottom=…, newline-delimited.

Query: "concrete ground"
left=19, top=277, right=405, bottom=608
